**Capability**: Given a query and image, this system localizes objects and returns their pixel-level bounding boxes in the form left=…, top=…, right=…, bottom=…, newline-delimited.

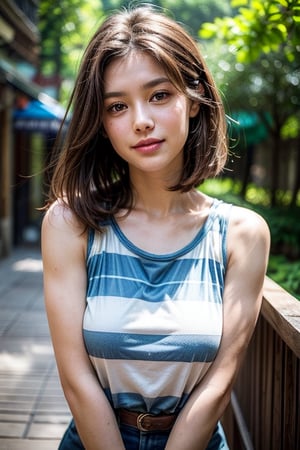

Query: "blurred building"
left=0, top=0, right=66, bottom=258
left=0, top=0, right=40, bottom=257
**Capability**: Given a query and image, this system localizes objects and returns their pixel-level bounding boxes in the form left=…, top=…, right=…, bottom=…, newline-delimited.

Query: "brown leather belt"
left=117, top=408, right=177, bottom=432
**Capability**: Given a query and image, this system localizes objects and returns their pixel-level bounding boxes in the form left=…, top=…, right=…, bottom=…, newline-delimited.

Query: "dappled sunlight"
left=0, top=341, right=54, bottom=373
left=13, top=258, right=43, bottom=273
left=32, top=343, right=54, bottom=356
left=0, top=352, right=32, bottom=373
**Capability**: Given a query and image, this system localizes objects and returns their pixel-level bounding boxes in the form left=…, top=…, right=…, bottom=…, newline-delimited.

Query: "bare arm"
left=42, top=202, right=125, bottom=450
left=165, top=206, right=270, bottom=450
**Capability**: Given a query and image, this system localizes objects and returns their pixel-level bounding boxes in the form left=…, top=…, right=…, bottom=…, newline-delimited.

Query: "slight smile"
left=132, top=138, right=165, bottom=154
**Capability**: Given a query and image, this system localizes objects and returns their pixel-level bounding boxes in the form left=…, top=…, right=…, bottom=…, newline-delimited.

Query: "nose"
left=133, top=104, right=154, bottom=133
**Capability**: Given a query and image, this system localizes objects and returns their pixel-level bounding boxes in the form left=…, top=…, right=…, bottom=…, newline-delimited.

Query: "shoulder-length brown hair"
left=47, top=5, right=228, bottom=230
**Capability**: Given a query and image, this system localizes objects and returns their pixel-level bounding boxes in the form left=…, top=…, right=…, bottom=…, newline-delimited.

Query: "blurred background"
left=0, top=0, right=299, bottom=299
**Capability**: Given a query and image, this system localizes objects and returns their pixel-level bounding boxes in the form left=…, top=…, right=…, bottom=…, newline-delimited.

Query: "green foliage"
left=201, top=178, right=300, bottom=300
left=162, top=0, right=232, bottom=37
left=199, top=0, right=300, bottom=209
left=38, top=0, right=103, bottom=101
left=200, top=35, right=300, bottom=129
left=281, top=115, right=300, bottom=139
left=102, top=0, right=232, bottom=38
left=198, top=0, right=300, bottom=120
left=200, top=0, right=300, bottom=63
left=199, top=1, right=300, bottom=141
left=268, top=256, right=300, bottom=300
left=265, top=207, right=300, bottom=259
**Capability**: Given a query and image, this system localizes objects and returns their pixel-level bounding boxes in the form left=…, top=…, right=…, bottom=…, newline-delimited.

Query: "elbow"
left=59, top=369, right=101, bottom=413
left=59, top=371, right=90, bottom=412
left=60, top=377, right=81, bottom=410
left=213, top=385, right=232, bottom=418
left=204, top=382, right=233, bottom=419
left=221, top=387, right=232, bottom=412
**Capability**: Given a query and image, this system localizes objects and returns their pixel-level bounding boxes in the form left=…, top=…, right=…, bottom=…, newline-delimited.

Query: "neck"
left=127, top=167, right=207, bottom=218
left=131, top=184, right=203, bottom=220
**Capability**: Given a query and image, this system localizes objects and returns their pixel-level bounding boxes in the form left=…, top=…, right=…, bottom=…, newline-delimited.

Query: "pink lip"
left=132, top=138, right=164, bottom=154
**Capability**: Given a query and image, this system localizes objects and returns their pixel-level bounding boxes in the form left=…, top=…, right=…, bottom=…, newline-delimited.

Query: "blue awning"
left=14, top=97, right=68, bottom=133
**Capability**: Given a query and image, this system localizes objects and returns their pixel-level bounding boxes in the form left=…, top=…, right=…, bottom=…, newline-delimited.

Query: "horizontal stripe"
left=84, top=330, right=220, bottom=362
left=88, top=252, right=223, bottom=284
left=87, top=254, right=223, bottom=301
left=84, top=298, right=222, bottom=335
left=104, top=388, right=189, bottom=414
left=91, top=358, right=211, bottom=397
left=88, top=277, right=222, bottom=302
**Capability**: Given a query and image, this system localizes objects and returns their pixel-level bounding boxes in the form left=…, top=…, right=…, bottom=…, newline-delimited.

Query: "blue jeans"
left=58, top=418, right=229, bottom=449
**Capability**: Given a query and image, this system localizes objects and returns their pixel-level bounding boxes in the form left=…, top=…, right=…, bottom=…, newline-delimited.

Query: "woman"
left=42, top=6, right=270, bottom=450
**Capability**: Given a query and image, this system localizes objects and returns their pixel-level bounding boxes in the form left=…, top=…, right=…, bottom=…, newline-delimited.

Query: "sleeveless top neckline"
left=109, top=198, right=221, bottom=261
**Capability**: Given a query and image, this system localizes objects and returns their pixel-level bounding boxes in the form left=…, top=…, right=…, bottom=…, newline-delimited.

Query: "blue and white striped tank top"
left=83, top=199, right=231, bottom=415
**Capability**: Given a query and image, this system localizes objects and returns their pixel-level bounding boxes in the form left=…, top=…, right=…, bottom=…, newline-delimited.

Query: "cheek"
left=171, top=100, right=190, bottom=122
left=167, top=105, right=190, bottom=135
left=104, top=121, right=124, bottom=144
left=104, top=122, right=129, bottom=158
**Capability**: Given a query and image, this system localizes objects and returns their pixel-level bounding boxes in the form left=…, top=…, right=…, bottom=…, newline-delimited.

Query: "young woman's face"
left=102, top=51, right=199, bottom=181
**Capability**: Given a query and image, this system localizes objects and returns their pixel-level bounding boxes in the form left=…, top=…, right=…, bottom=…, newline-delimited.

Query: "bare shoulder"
left=41, top=200, right=87, bottom=264
left=42, top=200, right=84, bottom=235
left=227, top=206, right=270, bottom=262
left=229, top=205, right=270, bottom=240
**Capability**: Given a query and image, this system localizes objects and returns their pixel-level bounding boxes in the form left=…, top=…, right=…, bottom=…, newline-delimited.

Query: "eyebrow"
left=104, top=77, right=170, bottom=99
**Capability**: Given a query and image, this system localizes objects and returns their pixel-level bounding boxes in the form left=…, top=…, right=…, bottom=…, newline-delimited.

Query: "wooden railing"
left=222, top=277, right=300, bottom=450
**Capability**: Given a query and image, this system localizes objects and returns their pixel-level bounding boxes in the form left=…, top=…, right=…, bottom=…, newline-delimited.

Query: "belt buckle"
left=136, top=413, right=153, bottom=432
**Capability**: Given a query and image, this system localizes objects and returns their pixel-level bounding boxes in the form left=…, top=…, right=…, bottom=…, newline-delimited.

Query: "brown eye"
left=108, top=102, right=127, bottom=113
left=151, top=91, right=170, bottom=102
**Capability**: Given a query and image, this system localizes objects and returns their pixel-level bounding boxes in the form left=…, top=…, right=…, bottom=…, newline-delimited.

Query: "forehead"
left=103, top=51, right=168, bottom=91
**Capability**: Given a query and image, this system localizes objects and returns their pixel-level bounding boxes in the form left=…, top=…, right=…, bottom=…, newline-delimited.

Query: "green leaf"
left=231, top=0, right=249, bottom=7
left=281, top=115, right=300, bottom=139
left=236, top=48, right=250, bottom=63
left=276, top=0, right=289, bottom=7
left=285, top=50, right=296, bottom=61
left=199, top=23, right=218, bottom=39
left=240, top=7, right=256, bottom=21
left=277, top=23, right=287, bottom=35
left=251, top=0, right=265, bottom=13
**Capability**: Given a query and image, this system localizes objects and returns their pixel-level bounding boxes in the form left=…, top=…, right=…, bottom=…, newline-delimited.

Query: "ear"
left=189, top=100, right=200, bottom=118
left=189, top=83, right=204, bottom=118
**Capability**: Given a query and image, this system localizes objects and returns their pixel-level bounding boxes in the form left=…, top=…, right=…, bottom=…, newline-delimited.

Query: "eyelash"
left=107, top=102, right=126, bottom=113
left=106, top=91, right=171, bottom=113
left=151, top=90, right=170, bottom=102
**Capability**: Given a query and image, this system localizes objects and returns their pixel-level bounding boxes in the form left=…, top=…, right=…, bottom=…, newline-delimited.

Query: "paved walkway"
left=0, top=246, right=71, bottom=450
